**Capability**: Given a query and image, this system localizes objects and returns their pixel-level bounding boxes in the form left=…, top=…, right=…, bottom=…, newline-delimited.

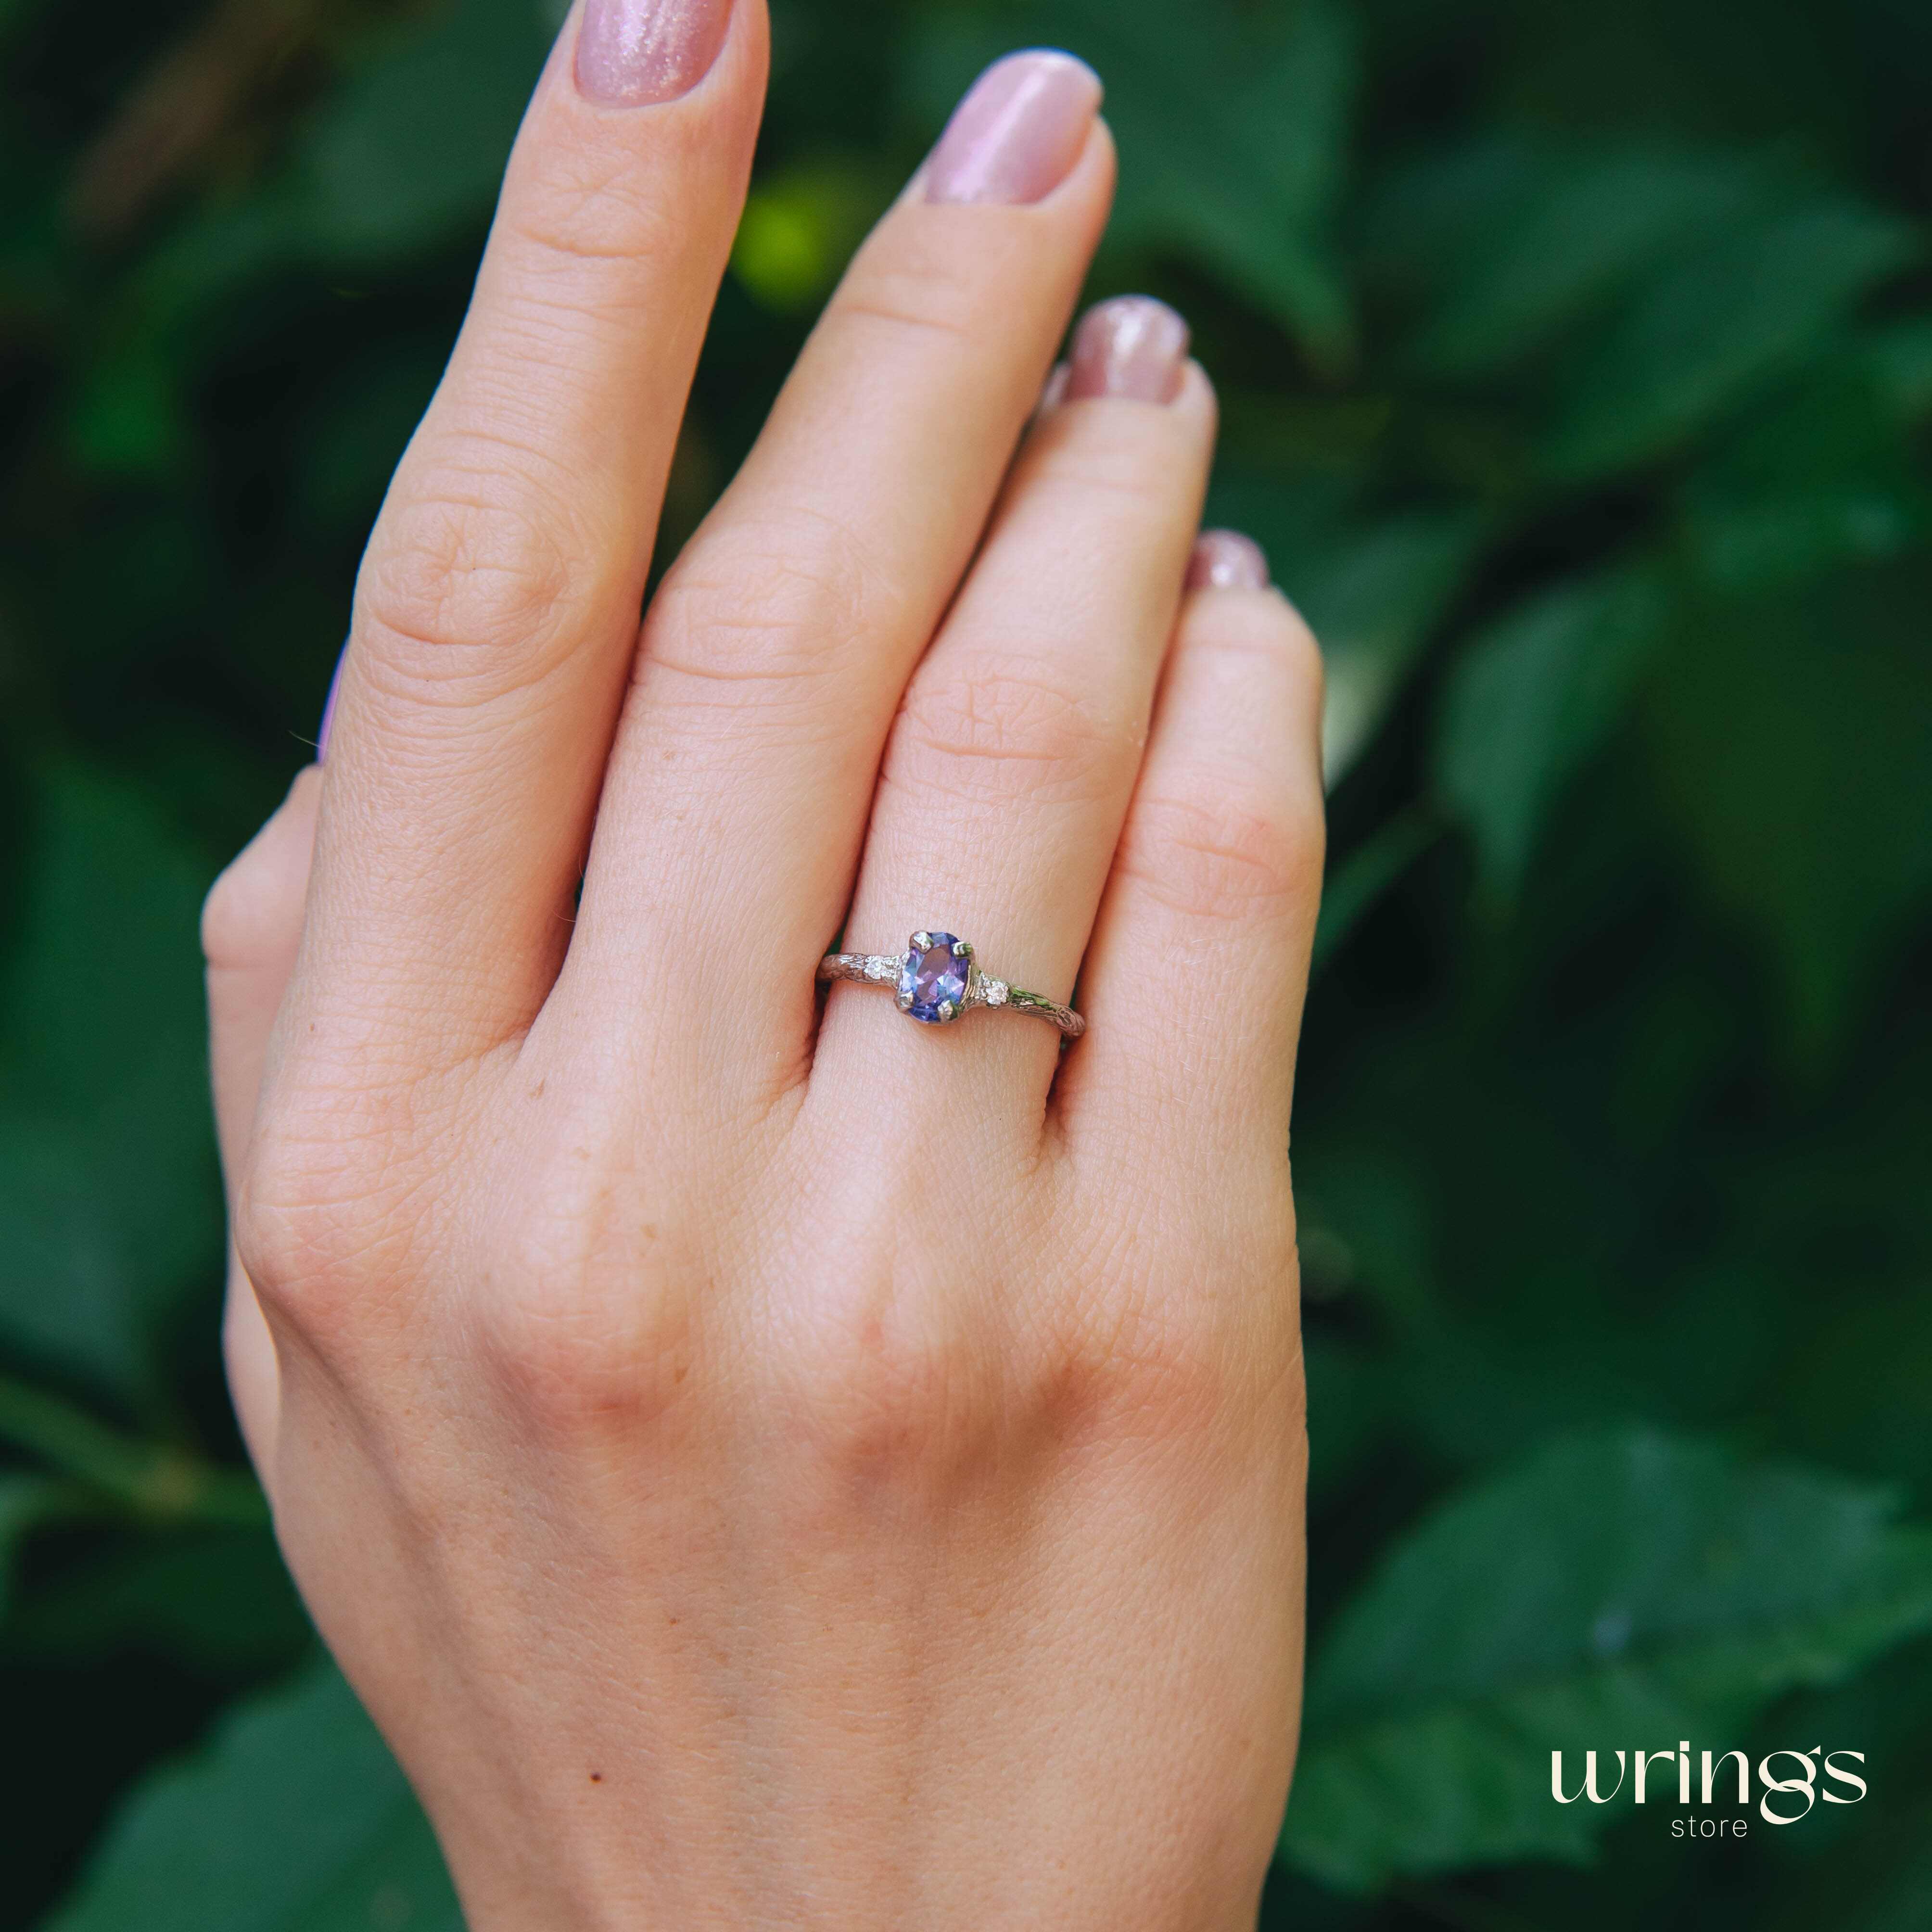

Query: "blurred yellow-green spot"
left=731, top=161, right=895, bottom=312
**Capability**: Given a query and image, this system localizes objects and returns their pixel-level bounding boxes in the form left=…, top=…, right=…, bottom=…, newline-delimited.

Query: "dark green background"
left=3, top=0, right=1931, bottom=1925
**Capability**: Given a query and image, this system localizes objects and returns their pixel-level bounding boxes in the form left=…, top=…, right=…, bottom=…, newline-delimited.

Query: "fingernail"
left=316, top=642, right=346, bottom=763
left=576, top=0, right=732, bottom=107
left=1066, top=296, right=1189, bottom=404
left=1039, top=360, right=1070, bottom=413
left=925, top=50, right=1101, bottom=206
left=1187, top=530, right=1271, bottom=591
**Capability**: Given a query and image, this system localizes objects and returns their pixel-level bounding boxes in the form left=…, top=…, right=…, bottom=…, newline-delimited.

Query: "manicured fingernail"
left=925, top=51, right=1101, bottom=206
left=575, top=0, right=731, bottom=107
left=316, top=642, right=346, bottom=763
left=1187, top=530, right=1271, bottom=591
left=1066, top=296, right=1189, bottom=404
left=1039, top=360, right=1070, bottom=412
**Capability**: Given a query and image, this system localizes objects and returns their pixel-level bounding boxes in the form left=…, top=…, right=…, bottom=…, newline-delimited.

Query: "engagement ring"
left=818, top=931, right=1085, bottom=1040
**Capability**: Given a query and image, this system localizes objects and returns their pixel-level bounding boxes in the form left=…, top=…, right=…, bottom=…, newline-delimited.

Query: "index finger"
left=295, top=0, right=767, bottom=1077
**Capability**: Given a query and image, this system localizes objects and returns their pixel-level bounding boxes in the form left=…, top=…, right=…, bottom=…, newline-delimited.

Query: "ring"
left=818, top=930, right=1085, bottom=1040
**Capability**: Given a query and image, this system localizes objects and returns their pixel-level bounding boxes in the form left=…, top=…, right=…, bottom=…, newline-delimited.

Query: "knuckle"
left=477, top=1268, right=697, bottom=1434
left=230, top=1155, right=377, bottom=1350
left=356, top=455, right=591, bottom=679
left=468, top=1148, right=700, bottom=1432
left=503, top=142, right=686, bottom=277
left=890, top=653, right=1121, bottom=809
left=1053, top=1288, right=1233, bottom=1443
left=644, top=508, right=893, bottom=716
left=811, top=1331, right=986, bottom=1480
left=230, top=1074, right=441, bottom=1353
left=783, top=1265, right=1008, bottom=1487
left=1029, top=433, right=1186, bottom=522
left=830, top=246, right=1007, bottom=355
left=1119, top=786, right=1323, bottom=926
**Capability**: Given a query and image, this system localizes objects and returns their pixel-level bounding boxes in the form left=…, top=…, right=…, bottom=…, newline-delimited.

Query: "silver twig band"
left=818, top=930, right=1085, bottom=1041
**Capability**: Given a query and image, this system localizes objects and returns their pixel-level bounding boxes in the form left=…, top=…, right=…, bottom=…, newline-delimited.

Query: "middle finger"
left=555, top=52, right=1112, bottom=1095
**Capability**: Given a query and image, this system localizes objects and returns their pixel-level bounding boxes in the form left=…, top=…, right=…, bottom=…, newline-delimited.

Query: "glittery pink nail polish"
left=576, top=0, right=732, bottom=107
left=1187, top=530, right=1271, bottom=591
left=925, top=51, right=1101, bottom=206
left=1066, top=296, right=1189, bottom=404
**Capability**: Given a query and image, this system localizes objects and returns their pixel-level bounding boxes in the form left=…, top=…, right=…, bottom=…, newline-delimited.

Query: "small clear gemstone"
left=899, top=932, right=970, bottom=1023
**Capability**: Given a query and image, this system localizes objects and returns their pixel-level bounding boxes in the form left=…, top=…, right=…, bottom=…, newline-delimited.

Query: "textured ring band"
left=818, top=930, right=1085, bottom=1041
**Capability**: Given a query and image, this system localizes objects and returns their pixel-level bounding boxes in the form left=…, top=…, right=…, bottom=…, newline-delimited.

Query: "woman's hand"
left=202, top=2, right=1323, bottom=1925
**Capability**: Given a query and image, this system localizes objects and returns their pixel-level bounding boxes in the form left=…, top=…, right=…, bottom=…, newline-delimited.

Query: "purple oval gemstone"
left=900, top=932, right=970, bottom=1024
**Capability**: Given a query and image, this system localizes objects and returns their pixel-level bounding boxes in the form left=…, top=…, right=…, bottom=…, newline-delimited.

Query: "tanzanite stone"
left=899, top=931, right=970, bottom=1023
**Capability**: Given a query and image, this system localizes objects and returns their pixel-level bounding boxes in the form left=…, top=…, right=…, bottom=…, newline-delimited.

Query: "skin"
left=201, top=5, right=1324, bottom=1927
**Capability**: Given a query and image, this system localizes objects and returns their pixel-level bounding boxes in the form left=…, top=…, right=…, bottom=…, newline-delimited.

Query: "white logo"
left=1550, top=1744, right=1867, bottom=1835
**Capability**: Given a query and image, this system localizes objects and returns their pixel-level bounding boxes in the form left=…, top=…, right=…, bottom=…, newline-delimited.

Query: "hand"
left=202, top=2, right=1323, bottom=1925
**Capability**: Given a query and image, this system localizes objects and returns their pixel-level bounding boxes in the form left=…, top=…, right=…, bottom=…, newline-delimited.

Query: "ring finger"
left=810, top=296, right=1213, bottom=1131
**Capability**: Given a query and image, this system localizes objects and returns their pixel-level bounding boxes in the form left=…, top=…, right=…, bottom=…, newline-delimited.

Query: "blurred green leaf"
left=908, top=0, right=1357, bottom=367
left=289, top=0, right=551, bottom=264
left=5, top=1526, right=309, bottom=1673
left=0, top=766, right=219, bottom=1397
left=1643, top=562, right=1932, bottom=1069
left=1280, top=1431, right=1932, bottom=1892
left=1311, top=811, right=1439, bottom=969
left=1679, top=358, right=1928, bottom=590
left=43, top=1661, right=459, bottom=1932
left=1435, top=565, right=1666, bottom=902
left=1205, top=477, right=1481, bottom=787
left=1403, top=141, right=1759, bottom=381
left=1304, top=516, right=1482, bottom=788
left=124, top=0, right=551, bottom=343
left=1867, top=318, right=1932, bottom=421
left=1547, top=195, right=1917, bottom=480
left=0, top=1474, right=65, bottom=1619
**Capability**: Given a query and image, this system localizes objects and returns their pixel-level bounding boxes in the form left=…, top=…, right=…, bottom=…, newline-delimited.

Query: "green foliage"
left=1436, top=564, right=1665, bottom=902
left=1282, top=1431, right=1932, bottom=1888
left=45, top=1664, right=460, bottom=1932
left=1, top=0, right=1929, bottom=1925
left=0, top=766, right=219, bottom=1397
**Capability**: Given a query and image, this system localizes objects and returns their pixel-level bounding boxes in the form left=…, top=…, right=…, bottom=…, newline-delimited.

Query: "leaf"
left=5, top=1526, right=311, bottom=1674
left=0, top=765, right=221, bottom=1396
left=1642, top=560, right=1932, bottom=1071
left=1547, top=194, right=1917, bottom=480
left=1301, top=517, right=1483, bottom=788
left=1205, top=476, right=1482, bottom=788
left=907, top=0, right=1358, bottom=368
left=42, top=1660, right=460, bottom=1932
left=292, top=0, right=552, bottom=265
left=1311, top=812, right=1439, bottom=969
left=1404, top=141, right=1762, bottom=381
left=1435, top=565, right=1667, bottom=902
left=1678, top=357, right=1929, bottom=591
left=1279, top=1430, right=1932, bottom=1892
left=1867, top=318, right=1932, bottom=421
left=0, top=1474, right=64, bottom=1620
left=123, top=0, right=552, bottom=342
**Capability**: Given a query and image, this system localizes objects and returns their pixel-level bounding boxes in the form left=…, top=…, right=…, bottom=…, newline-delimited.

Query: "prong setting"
left=899, top=929, right=971, bottom=1024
